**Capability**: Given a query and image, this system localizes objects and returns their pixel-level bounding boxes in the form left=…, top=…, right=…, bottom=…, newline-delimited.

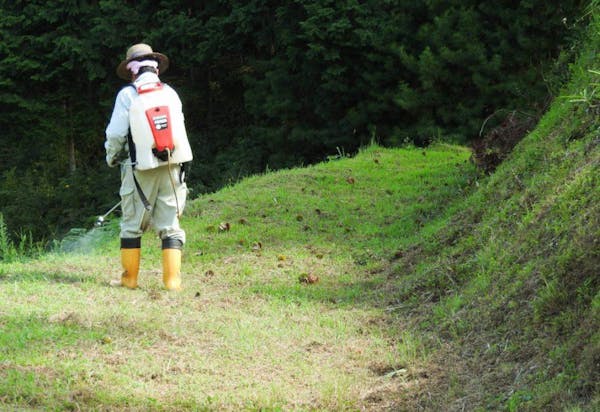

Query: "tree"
left=0, top=0, right=587, bottom=241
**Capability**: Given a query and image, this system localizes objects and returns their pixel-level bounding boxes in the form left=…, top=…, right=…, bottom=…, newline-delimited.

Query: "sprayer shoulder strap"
left=132, top=167, right=151, bottom=211
left=125, top=84, right=137, bottom=165
left=124, top=84, right=151, bottom=212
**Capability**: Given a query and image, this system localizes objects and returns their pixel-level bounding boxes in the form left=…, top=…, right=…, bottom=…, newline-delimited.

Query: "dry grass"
left=0, top=248, right=422, bottom=410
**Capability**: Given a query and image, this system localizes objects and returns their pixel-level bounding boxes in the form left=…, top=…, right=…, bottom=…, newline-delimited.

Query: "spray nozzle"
left=95, top=201, right=121, bottom=228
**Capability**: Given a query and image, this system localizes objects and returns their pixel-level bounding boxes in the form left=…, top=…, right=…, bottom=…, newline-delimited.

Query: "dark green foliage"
left=395, top=1, right=585, bottom=141
left=0, top=0, right=588, bottom=240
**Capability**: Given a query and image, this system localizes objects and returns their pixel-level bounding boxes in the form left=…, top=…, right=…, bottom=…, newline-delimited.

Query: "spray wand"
left=95, top=201, right=121, bottom=227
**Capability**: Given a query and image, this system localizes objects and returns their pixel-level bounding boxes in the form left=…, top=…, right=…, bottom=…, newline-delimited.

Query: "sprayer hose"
left=167, top=149, right=181, bottom=218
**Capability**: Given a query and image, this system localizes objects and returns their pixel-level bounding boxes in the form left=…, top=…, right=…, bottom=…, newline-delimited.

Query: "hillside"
left=384, top=26, right=599, bottom=410
left=1, top=11, right=599, bottom=412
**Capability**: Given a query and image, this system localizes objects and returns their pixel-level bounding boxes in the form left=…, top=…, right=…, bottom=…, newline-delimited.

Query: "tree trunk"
left=68, top=135, right=76, bottom=173
left=64, top=99, right=76, bottom=173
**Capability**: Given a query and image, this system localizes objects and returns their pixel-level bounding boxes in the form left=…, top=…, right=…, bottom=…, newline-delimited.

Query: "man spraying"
left=105, top=43, right=193, bottom=291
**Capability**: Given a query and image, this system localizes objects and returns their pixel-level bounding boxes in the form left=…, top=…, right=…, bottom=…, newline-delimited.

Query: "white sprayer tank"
left=129, top=82, right=193, bottom=170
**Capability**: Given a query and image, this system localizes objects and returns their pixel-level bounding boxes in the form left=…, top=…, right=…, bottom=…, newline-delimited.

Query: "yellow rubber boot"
left=110, top=238, right=141, bottom=289
left=162, top=248, right=182, bottom=291
left=109, top=248, right=140, bottom=288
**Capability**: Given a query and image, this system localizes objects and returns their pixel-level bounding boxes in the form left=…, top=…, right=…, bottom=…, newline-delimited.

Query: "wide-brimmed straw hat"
left=116, top=43, right=169, bottom=80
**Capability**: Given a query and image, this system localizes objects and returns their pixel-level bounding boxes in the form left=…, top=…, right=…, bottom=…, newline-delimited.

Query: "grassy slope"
left=385, top=21, right=600, bottom=410
left=0, top=144, right=476, bottom=411
left=1, top=14, right=598, bottom=412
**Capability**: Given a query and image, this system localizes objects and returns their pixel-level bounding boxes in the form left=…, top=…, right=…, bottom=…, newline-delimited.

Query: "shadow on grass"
left=0, top=313, right=114, bottom=411
left=0, top=312, right=256, bottom=411
left=247, top=276, right=390, bottom=309
left=0, top=269, right=92, bottom=285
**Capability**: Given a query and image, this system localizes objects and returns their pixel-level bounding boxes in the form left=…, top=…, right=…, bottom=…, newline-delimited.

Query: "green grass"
left=381, top=14, right=600, bottom=410
left=1, top=8, right=599, bottom=411
left=1, top=110, right=597, bottom=410
left=0, top=144, right=476, bottom=411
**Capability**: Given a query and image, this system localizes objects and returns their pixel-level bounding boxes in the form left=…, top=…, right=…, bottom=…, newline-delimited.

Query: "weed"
left=562, top=69, right=600, bottom=109
left=0, top=213, right=44, bottom=263
left=0, top=213, right=16, bottom=262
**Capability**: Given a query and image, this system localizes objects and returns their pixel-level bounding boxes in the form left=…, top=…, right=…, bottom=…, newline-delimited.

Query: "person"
left=105, top=43, right=192, bottom=291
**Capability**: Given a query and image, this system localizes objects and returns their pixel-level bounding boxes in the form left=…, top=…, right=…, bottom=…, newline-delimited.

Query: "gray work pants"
left=119, top=163, right=187, bottom=243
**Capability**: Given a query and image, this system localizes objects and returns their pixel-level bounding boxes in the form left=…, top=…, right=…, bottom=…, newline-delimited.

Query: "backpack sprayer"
left=95, top=201, right=121, bottom=227
left=97, top=82, right=192, bottom=229
left=128, top=81, right=192, bottom=218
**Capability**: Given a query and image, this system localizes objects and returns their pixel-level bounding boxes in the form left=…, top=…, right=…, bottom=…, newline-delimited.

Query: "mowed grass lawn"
left=0, top=144, right=476, bottom=411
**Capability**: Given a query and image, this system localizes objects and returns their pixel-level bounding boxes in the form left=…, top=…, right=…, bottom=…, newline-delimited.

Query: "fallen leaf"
left=346, top=177, right=355, bottom=184
left=299, top=273, right=319, bottom=284
left=277, top=255, right=286, bottom=261
left=238, top=218, right=248, bottom=225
